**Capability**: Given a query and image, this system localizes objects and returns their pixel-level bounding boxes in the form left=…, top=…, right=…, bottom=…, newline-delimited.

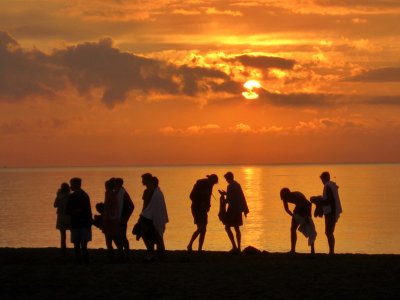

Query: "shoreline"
left=1, top=248, right=399, bottom=299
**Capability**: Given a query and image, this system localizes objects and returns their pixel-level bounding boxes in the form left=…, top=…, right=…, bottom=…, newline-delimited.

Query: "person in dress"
left=115, top=178, right=134, bottom=258
left=139, top=175, right=169, bottom=261
left=280, top=187, right=316, bottom=254
left=54, top=182, right=71, bottom=256
left=187, top=174, right=218, bottom=252
left=311, top=171, right=343, bottom=255
left=102, top=178, right=124, bottom=261
left=66, top=177, right=92, bottom=264
left=219, top=172, right=249, bottom=253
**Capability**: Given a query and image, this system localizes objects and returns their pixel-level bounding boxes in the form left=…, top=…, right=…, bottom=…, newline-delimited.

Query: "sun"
left=242, top=80, right=261, bottom=100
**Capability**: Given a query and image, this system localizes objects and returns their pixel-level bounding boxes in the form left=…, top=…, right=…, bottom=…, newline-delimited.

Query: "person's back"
left=67, top=188, right=92, bottom=229
left=226, top=180, right=248, bottom=215
left=287, top=191, right=311, bottom=217
left=190, top=178, right=212, bottom=212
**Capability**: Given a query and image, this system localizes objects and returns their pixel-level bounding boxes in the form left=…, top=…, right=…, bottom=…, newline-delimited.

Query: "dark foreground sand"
left=1, top=248, right=399, bottom=299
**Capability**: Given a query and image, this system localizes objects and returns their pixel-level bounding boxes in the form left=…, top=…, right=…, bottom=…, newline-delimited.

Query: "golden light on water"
left=242, top=80, right=261, bottom=100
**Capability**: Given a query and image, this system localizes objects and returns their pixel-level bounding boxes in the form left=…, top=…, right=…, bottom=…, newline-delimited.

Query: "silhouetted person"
left=115, top=178, right=134, bottom=258
left=280, top=187, right=316, bottom=254
left=219, top=172, right=249, bottom=253
left=93, top=202, right=104, bottom=230
left=187, top=174, right=218, bottom=252
left=311, top=172, right=343, bottom=255
left=102, top=178, right=124, bottom=261
left=66, top=177, right=92, bottom=264
left=54, top=182, right=71, bottom=256
left=140, top=176, right=169, bottom=261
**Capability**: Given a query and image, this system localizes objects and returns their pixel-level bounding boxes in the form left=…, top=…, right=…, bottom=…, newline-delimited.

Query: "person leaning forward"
left=280, top=187, right=316, bottom=255
left=187, top=174, right=218, bottom=252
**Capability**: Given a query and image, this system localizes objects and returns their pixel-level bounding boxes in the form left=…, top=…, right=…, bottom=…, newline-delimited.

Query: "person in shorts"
left=187, top=174, right=218, bottom=252
left=219, top=172, right=249, bottom=253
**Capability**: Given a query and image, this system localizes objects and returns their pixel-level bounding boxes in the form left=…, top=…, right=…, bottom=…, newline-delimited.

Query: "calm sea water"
left=0, top=164, right=399, bottom=254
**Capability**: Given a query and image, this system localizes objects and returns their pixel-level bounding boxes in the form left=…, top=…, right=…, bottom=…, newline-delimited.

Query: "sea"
left=0, top=164, right=399, bottom=254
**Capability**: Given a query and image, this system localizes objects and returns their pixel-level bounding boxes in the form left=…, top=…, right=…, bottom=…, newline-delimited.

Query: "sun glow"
left=242, top=80, right=261, bottom=100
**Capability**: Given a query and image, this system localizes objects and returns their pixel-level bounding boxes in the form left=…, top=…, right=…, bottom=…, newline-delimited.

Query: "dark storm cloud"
left=0, top=32, right=63, bottom=100
left=346, top=67, right=400, bottom=82
left=227, top=55, right=296, bottom=70
left=0, top=32, right=241, bottom=107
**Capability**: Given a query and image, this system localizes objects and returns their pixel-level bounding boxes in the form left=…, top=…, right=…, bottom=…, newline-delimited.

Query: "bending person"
left=280, top=187, right=316, bottom=254
left=187, top=174, right=218, bottom=252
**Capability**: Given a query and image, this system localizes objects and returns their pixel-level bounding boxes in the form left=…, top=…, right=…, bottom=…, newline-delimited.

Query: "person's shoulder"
left=292, top=191, right=307, bottom=200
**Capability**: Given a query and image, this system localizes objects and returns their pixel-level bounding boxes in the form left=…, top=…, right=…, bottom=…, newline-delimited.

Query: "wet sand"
left=1, top=248, right=399, bottom=299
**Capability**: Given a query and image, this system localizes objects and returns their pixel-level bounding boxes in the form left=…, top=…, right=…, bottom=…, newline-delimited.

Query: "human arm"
left=283, top=201, right=293, bottom=217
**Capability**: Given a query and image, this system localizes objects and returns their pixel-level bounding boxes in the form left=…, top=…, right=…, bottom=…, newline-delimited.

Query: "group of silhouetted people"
left=279, top=171, right=343, bottom=255
left=54, top=170, right=342, bottom=263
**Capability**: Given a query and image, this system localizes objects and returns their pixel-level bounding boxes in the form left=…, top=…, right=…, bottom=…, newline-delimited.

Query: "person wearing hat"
left=187, top=174, right=218, bottom=252
left=219, top=171, right=249, bottom=253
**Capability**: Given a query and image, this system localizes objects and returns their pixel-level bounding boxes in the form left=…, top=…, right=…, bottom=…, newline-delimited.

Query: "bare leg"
left=198, top=233, right=205, bottom=251
left=234, top=226, right=241, bottom=251
left=325, top=215, right=336, bottom=255
left=327, top=234, right=335, bottom=255
left=120, top=224, right=130, bottom=257
left=105, top=235, right=114, bottom=260
left=114, top=236, right=125, bottom=260
left=225, top=226, right=237, bottom=250
left=290, top=218, right=299, bottom=253
left=60, top=229, right=67, bottom=255
left=198, top=225, right=206, bottom=251
left=187, top=230, right=200, bottom=251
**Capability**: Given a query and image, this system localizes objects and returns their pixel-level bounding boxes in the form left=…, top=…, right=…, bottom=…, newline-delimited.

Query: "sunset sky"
left=1, top=0, right=400, bottom=167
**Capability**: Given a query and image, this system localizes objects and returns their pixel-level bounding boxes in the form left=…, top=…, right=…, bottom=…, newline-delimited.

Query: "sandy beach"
left=1, top=248, right=399, bottom=299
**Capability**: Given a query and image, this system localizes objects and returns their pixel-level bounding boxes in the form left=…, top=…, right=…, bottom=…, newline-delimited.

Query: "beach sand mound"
left=1, top=248, right=399, bottom=299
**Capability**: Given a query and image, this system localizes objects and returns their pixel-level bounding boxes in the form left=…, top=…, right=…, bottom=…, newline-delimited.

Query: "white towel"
left=323, top=181, right=343, bottom=221
left=141, top=187, right=169, bottom=237
left=293, top=214, right=317, bottom=246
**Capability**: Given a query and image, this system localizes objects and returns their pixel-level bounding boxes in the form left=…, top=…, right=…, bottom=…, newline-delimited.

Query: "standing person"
left=102, top=178, right=124, bottom=261
left=54, top=182, right=71, bottom=256
left=312, top=171, right=343, bottom=255
left=66, top=177, right=92, bottom=264
left=187, top=174, right=218, bottom=252
left=280, top=187, right=316, bottom=254
left=219, top=172, right=249, bottom=253
left=115, top=178, right=134, bottom=258
left=140, top=176, right=169, bottom=261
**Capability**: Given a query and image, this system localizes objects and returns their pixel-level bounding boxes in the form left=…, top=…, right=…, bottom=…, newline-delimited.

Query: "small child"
left=92, top=202, right=104, bottom=230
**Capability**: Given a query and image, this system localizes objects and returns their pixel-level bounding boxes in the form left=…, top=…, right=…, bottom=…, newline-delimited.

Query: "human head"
left=96, top=202, right=104, bottom=214
left=320, top=171, right=330, bottom=184
left=105, top=178, right=116, bottom=191
left=70, top=177, right=82, bottom=191
left=60, top=182, right=70, bottom=194
left=280, top=187, right=290, bottom=201
left=115, top=178, right=124, bottom=189
left=151, top=176, right=159, bottom=188
left=206, top=174, right=218, bottom=185
left=224, top=171, right=234, bottom=183
left=141, top=173, right=153, bottom=187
